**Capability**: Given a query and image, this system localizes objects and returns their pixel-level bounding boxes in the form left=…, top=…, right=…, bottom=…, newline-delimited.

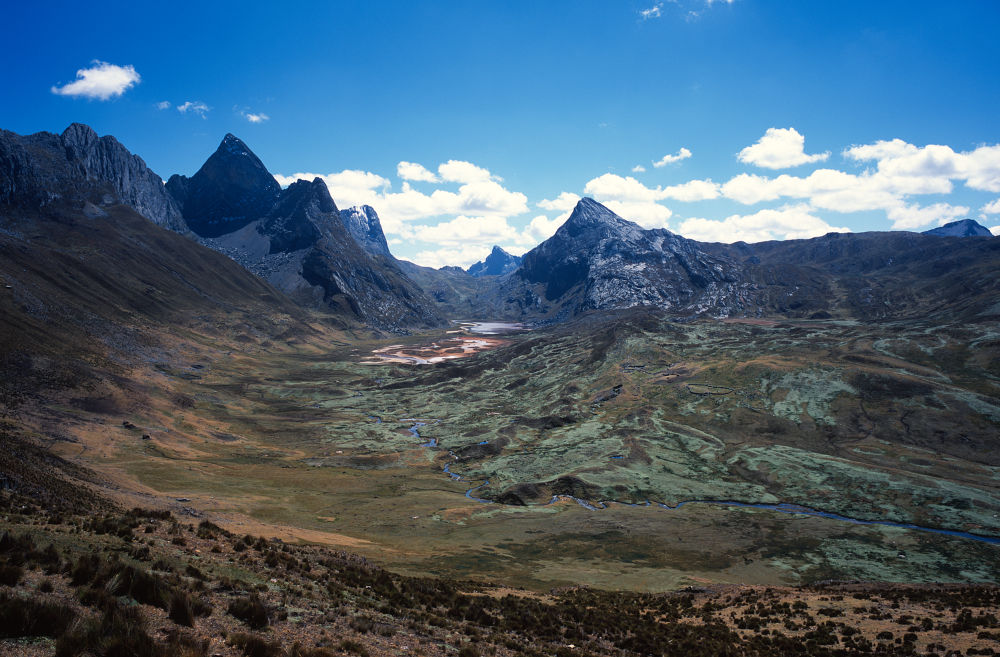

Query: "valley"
left=32, top=311, right=997, bottom=593
left=2, top=121, right=999, bottom=656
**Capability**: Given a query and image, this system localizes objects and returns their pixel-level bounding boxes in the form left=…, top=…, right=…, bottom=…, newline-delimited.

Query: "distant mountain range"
left=2, top=123, right=997, bottom=333
left=923, top=218, right=994, bottom=237
left=467, top=246, right=522, bottom=277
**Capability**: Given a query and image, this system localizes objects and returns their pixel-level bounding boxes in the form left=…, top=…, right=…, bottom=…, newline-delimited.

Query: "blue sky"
left=3, top=0, right=1000, bottom=266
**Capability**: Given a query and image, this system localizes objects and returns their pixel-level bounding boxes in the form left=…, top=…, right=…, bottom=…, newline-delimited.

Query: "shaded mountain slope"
left=497, top=198, right=1000, bottom=323
left=165, top=133, right=281, bottom=238
left=0, top=123, right=184, bottom=230
left=703, top=230, right=1000, bottom=320
left=169, top=136, right=445, bottom=331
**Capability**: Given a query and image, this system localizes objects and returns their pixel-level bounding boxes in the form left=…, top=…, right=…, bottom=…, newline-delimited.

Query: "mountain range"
left=2, top=123, right=997, bottom=334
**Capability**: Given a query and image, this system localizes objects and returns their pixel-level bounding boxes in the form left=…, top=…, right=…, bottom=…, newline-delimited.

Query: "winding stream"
left=385, top=417, right=1000, bottom=546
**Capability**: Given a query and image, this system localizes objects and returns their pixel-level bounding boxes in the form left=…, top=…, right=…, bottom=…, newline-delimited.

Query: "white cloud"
left=886, top=202, right=969, bottom=230
left=275, top=164, right=527, bottom=235
left=438, top=160, right=496, bottom=184
left=846, top=139, right=1000, bottom=193
left=51, top=61, right=140, bottom=100
left=397, top=161, right=439, bottom=182
left=661, top=179, right=721, bottom=201
left=155, top=101, right=171, bottom=110
left=603, top=200, right=672, bottom=229
left=410, top=215, right=523, bottom=248
left=738, top=127, right=830, bottom=169
left=653, top=147, right=692, bottom=168
left=677, top=204, right=849, bottom=243
left=524, top=214, right=564, bottom=242
left=981, top=199, right=1000, bottom=215
left=243, top=111, right=269, bottom=123
left=177, top=101, right=210, bottom=117
left=582, top=173, right=677, bottom=228
left=632, top=165, right=646, bottom=173
left=584, top=173, right=664, bottom=203
left=411, top=245, right=497, bottom=269
left=990, top=226, right=1000, bottom=236
left=640, top=3, right=663, bottom=19
left=538, top=192, right=581, bottom=212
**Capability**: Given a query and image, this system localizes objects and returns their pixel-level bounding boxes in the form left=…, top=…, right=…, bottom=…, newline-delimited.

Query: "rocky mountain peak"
left=60, top=122, right=99, bottom=150
left=166, top=133, right=281, bottom=237
left=339, top=204, right=392, bottom=259
left=923, top=219, right=993, bottom=237
left=560, top=197, right=644, bottom=241
left=467, top=245, right=522, bottom=277
left=0, top=123, right=184, bottom=230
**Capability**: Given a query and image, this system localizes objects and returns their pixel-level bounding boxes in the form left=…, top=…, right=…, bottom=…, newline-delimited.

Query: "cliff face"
left=339, top=205, right=393, bottom=259
left=165, top=134, right=281, bottom=238
left=0, top=123, right=185, bottom=230
left=167, top=136, right=445, bottom=331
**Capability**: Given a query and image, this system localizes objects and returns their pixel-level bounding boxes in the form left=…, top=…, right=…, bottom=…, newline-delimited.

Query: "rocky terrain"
left=166, top=135, right=444, bottom=331
left=0, top=123, right=185, bottom=231
left=1, top=122, right=1000, bottom=656
left=467, top=246, right=522, bottom=277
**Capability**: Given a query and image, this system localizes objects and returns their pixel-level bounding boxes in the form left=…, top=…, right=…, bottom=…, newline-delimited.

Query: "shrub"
left=229, top=632, right=283, bottom=657
left=338, top=639, right=370, bottom=657
left=0, top=564, right=24, bottom=586
left=228, top=595, right=269, bottom=629
left=169, top=590, right=195, bottom=627
left=0, top=591, right=75, bottom=638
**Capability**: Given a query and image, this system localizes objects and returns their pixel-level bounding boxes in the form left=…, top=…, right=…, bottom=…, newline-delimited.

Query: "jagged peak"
left=215, top=133, right=259, bottom=159
left=559, top=197, right=643, bottom=240
left=274, top=176, right=337, bottom=213
left=60, top=123, right=100, bottom=150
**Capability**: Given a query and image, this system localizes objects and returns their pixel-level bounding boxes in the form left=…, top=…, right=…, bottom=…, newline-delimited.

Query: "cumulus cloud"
left=584, top=174, right=664, bottom=203
left=990, top=226, right=1000, bottom=236
left=524, top=214, right=564, bottom=242
left=846, top=139, right=1000, bottom=193
left=640, top=3, right=663, bottom=19
left=738, top=127, right=830, bottom=169
left=582, top=173, right=678, bottom=228
left=51, top=61, right=140, bottom=100
left=632, top=165, right=646, bottom=173
left=885, top=202, right=970, bottom=231
left=243, top=111, right=269, bottom=123
left=677, top=204, right=849, bottom=243
left=411, top=245, right=499, bottom=269
left=410, top=215, right=523, bottom=248
left=438, top=160, right=496, bottom=183
left=604, top=200, right=672, bottom=229
left=275, top=162, right=527, bottom=235
left=177, top=101, right=210, bottom=117
left=397, top=161, right=439, bottom=183
left=538, top=192, right=581, bottom=212
left=661, top=179, right=721, bottom=202
left=155, top=101, right=171, bottom=110
left=981, top=199, right=1000, bottom=215
left=653, top=147, right=692, bottom=168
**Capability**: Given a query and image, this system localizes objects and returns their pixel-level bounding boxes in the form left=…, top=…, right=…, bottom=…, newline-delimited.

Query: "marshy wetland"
left=56, top=310, right=1000, bottom=592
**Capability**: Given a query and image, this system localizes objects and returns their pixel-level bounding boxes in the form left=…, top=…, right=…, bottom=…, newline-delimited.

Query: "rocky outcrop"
left=339, top=205, right=392, bottom=258
left=166, top=134, right=281, bottom=238
left=170, top=135, right=444, bottom=330
left=467, top=246, right=522, bottom=277
left=922, top=219, right=993, bottom=237
left=499, top=198, right=753, bottom=320
left=0, top=123, right=184, bottom=230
